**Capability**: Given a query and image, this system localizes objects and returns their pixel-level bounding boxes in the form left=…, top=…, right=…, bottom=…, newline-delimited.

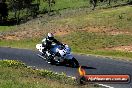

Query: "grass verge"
left=0, top=38, right=41, bottom=49
left=0, top=60, right=100, bottom=88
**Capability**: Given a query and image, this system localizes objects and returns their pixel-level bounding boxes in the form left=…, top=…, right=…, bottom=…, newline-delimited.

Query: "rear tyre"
left=47, top=55, right=55, bottom=65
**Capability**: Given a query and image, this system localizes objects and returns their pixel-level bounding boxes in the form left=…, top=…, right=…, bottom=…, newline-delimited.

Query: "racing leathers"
left=42, top=37, right=62, bottom=54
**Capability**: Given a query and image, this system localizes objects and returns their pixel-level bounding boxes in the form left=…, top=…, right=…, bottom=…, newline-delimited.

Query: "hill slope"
left=0, top=5, right=132, bottom=60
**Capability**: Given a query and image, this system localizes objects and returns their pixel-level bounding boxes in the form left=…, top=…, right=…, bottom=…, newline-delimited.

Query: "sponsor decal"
left=78, top=66, right=130, bottom=83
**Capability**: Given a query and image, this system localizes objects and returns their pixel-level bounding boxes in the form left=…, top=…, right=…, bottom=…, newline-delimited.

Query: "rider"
left=42, top=33, right=62, bottom=54
left=42, top=33, right=65, bottom=64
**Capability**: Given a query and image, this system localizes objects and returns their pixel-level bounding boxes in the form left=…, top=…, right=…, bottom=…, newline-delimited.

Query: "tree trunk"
left=108, top=0, right=111, bottom=5
left=48, top=0, right=51, bottom=12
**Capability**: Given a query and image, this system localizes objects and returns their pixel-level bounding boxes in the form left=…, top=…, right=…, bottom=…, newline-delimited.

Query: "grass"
left=39, top=0, right=89, bottom=11
left=62, top=32, right=132, bottom=49
left=54, top=6, right=132, bottom=31
left=0, top=26, right=15, bottom=32
left=0, top=38, right=41, bottom=49
left=52, top=0, right=89, bottom=10
left=59, top=31, right=132, bottom=60
left=0, top=60, right=99, bottom=88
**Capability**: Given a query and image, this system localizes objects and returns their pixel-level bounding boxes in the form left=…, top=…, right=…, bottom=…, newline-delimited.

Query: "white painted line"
left=14, top=55, right=114, bottom=88
left=67, top=75, right=76, bottom=79
left=15, top=62, right=116, bottom=88
left=98, top=83, right=114, bottom=88
left=67, top=76, right=114, bottom=88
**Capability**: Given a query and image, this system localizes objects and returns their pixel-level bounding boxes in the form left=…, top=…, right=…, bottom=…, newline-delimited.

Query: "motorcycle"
left=36, top=43, right=79, bottom=68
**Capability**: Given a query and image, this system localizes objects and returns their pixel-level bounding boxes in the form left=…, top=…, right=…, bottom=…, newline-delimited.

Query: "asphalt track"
left=0, top=47, right=132, bottom=88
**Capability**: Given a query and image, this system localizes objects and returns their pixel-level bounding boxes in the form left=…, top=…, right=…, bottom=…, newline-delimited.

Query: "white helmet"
left=63, top=44, right=69, bottom=48
left=47, top=33, right=54, bottom=40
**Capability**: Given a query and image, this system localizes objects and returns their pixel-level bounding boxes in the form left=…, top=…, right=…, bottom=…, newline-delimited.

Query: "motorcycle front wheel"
left=69, top=57, right=79, bottom=68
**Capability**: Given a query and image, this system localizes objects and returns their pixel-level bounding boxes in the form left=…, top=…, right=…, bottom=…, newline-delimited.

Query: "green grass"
left=0, top=38, right=41, bottom=49
left=32, top=0, right=130, bottom=12
left=62, top=32, right=132, bottom=50
left=0, top=26, right=15, bottom=32
left=54, top=6, right=132, bottom=31
left=59, top=31, right=132, bottom=59
left=0, top=60, right=99, bottom=88
left=33, top=0, right=89, bottom=12
left=53, top=0, right=89, bottom=10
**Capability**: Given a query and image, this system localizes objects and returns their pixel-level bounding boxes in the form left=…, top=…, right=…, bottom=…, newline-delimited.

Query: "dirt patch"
left=0, top=29, right=47, bottom=40
left=0, top=23, right=131, bottom=41
left=53, top=29, right=72, bottom=36
left=108, top=30, right=131, bottom=35
left=53, top=29, right=70, bottom=36
left=0, top=25, right=72, bottom=40
left=105, top=45, right=132, bottom=52
left=82, top=26, right=106, bottom=33
left=81, top=26, right=131, bottom=35
left=49, top=24, right=73, bottom=36
left=3, top=35, right=20, bottom=40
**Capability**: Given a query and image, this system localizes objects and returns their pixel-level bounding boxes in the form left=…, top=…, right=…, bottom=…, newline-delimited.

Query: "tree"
left=44, top=0, right=55, bottom=12
left=0, top=0, right=8, bottom=21
left=28, top=3, right=40, bottom=18
left=10, top=0, right=24, bottom=23
left=8, top=0, right=39, bottom=23
left=90, top=0, right=98, bottom=10
left=89, top=0, right=121, bottom=10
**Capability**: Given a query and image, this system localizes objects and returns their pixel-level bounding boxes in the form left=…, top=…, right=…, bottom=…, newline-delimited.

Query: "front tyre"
left=70, top=57, right=79, bottom=68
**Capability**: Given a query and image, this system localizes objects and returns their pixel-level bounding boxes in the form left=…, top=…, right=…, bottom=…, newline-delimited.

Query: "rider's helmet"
left=47, top=33, right=54, bottom=40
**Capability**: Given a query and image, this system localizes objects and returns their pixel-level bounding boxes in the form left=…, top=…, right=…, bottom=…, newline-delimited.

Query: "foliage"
left=0, top=0, right=130, bottom=24
left=0, top=1, right=8, bottom=21
left=39, top=70, right=75, bottom=84
left=0, top=60, right=26, bottom=68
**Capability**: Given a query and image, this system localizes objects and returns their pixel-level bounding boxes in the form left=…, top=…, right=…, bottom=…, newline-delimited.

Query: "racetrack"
left=0, top=47, right=132, bottom=88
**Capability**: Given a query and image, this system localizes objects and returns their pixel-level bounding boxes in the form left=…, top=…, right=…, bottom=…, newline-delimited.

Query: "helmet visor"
left=48, top=37, right=54, bottom=40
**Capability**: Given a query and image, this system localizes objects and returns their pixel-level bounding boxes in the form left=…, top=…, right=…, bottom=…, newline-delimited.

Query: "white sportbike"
left=36, top=43, right=79, bottom=68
